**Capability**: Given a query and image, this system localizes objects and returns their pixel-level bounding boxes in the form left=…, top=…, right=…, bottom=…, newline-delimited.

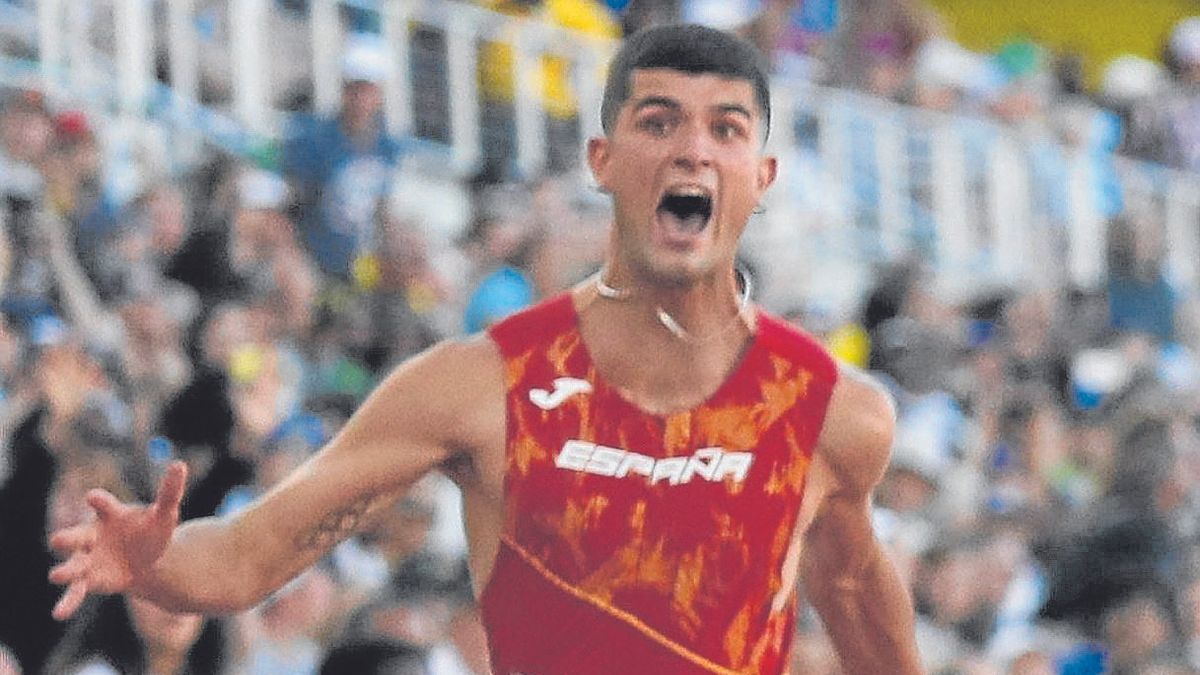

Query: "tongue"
left=659, top=208, right=708, bottom=234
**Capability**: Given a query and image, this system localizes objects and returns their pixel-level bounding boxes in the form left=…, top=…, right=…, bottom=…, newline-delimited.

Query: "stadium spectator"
left=43, top=595, right=230, bottom=675
left=10, top=3, right=1200, bottom=673
left=43, top=110, right=119, bottom=253
left=1163, top=17, right=1200, bottom=172
left=0, top=333, right=140, bottom=672
left=0, top=91, right=51, bottom=206
left=282, top=34, right=402, bottom=280
left=460, top=182, right=542, bottom=333
left=1106, top=216, right=1177, bottom=343
left=238, top=569, right=337, bottom=675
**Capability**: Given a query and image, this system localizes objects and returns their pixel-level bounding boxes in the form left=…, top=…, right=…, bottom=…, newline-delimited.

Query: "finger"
left=86, top=489, right=124, bottom=521
left=48, top=554, right=89, bottom=585
left=51, top=580, right=89, bottom=621
left=48, top=524, right=95, bottom=554
left=152, top=461, right=188, bottom=517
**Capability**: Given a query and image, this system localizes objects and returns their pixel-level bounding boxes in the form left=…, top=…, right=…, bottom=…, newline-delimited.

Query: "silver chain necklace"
left=593, top=266, right=754, bottom=343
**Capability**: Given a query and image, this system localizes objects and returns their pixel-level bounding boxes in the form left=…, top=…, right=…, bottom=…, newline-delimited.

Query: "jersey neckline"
left=561, top=291, right=767, bottom=421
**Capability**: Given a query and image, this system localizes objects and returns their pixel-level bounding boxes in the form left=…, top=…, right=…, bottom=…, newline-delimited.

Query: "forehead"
left=624, top=68, right=760, bottom=116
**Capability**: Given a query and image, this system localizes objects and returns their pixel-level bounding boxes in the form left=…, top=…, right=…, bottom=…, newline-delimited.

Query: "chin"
left=636, top=255, right=719, bottom=287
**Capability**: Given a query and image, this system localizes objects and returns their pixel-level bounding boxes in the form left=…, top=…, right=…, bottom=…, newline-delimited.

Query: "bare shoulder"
left=425, top=334, right=506, bottom=452
left=390, top=333, right=505, bottom=392
left=813, top=364, right=897, bottom=496
left=339, top=334, right=505, bottom=460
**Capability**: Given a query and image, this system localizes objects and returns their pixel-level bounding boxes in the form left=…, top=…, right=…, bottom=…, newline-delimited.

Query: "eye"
left=637, top=115, right=674, bottom=137
left=714, top=120, right=748, bottom=140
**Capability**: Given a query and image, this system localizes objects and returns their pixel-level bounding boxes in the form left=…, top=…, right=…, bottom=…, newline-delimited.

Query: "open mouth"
left=657, top=189, right=713, bottom=235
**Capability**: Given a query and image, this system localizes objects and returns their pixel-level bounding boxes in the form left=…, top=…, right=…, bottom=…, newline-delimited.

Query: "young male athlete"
left=49, top=24, right=921, bottom=674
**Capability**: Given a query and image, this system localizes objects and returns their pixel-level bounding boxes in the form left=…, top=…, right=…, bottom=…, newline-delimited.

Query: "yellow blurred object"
left=352, top=252, right=382, bottom=292
left=925, top=0, right=1196, bottom=89
left=827, top=323, right=870, bottom=368
left=406, top=281, right=440, bottom=315
left=479, top=0, right=620, bottom=118
left=229, top=344, right=265, bottom=384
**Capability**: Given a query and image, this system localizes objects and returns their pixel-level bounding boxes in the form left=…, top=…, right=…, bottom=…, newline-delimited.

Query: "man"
left=282, top=34, right=402, bottom=280
left=49, top=24, right=921, bottom=674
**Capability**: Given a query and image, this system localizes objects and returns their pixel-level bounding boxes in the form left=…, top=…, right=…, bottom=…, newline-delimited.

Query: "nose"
left=672, top=123, right=714, bottom=171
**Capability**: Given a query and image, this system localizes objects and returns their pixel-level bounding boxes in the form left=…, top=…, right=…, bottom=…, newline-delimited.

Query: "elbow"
left=175, top=574, right=271, bottom=616
left=804, top=572, right=866, bottom=619
left=803, top=542, right=904, bottom=612
left=153, top=566, right=267, bottom=616
left=134, top=585, right=257, bottom=617
left=204, top=581, right=268, bottom=615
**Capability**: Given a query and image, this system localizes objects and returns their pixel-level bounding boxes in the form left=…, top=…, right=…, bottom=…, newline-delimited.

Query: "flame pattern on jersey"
left=482, top=294, right=839, bottom=675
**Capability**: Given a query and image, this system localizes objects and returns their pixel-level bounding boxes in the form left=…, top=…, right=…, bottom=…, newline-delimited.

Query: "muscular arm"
left=55, top=337, right=502, bottom=616
left=800, top=367, right=921, bottom=674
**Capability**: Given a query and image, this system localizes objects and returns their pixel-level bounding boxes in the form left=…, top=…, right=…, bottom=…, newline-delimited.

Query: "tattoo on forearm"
left=295, top=497, right=375, bottom=551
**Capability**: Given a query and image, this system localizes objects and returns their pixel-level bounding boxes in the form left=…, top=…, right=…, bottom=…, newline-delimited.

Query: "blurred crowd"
left=713, top=0, right=1200, bottom=175
left=0, top=69, right=609, bottom=674
left=785, top=250, right=1200, bottom=674
left=3, top=1, right=1200, bottom=674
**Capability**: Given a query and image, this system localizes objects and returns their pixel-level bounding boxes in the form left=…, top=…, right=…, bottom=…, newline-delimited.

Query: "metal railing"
left=756, top=82, right=1200, bottom=303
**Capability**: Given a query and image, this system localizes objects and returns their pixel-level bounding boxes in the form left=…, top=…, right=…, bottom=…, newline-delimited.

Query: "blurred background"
left=3, top=0, right=1200, bottom=673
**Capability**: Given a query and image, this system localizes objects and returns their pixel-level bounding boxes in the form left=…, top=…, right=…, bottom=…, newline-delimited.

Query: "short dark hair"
left=601, top=24, right=772, bottom=139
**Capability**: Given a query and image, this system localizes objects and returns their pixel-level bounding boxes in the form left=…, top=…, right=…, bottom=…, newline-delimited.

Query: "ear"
left=587, top=136, right=611, bottom=193
left=757, top=154, right=778, bottom=193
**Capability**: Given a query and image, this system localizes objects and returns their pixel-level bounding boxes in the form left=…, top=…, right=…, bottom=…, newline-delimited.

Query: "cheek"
left=612, top=154, right=655, bottom=189
left=606, top=154, right=663, bottom=216
left=607, top=138, right=665, bottom=179
left=721, top=169, right=764, bottom=212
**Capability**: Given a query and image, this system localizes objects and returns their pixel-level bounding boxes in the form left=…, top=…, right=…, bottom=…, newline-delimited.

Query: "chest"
left=503, top=353, right=825, bottom=523
left=494, top=361, right=829, bottom=612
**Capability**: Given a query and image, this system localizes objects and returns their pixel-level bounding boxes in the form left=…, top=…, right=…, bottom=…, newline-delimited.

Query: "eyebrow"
left=631, top=97, right=755, bottom=121
left=714, top=103, right=753, bottom=120
left=631, top=96, right=681, bottom=114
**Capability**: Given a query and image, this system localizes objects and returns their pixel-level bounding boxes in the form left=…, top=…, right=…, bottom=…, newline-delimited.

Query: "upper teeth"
left=668, top=186, right=709, bottom=198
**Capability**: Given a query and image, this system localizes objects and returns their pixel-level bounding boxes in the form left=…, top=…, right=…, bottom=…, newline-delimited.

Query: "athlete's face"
left=588, top=69, right=777, bottom=285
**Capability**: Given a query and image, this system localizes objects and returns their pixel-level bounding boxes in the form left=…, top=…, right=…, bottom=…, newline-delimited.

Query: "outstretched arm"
left=39, top=209, right=121, bottom=347
left=49, top=338, right=502, bottom=618
left=801, top=367, right=921, bottom=675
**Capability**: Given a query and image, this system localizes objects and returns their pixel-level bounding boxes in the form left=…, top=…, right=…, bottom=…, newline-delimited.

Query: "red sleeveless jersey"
left=482, top=294, right=839, bottom=675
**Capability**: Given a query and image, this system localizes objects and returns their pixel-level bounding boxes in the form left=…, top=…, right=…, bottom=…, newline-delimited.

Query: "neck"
left=594, top=261, right=752, bottom=345
left=342, top=113, right=377, bottom=141
left=575, top=262, right=756, bottom=414
left=145, top=645, right=188, bottom=675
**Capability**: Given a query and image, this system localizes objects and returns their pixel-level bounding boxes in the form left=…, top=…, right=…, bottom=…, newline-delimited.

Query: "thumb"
left=152, top=461, right=188, bottom=518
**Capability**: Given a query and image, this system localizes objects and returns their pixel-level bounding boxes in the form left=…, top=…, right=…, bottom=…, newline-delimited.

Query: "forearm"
left=133, top=515, right=282, bottom=614
left=137, top=469, right=401, bottom=614
left=41, top=212, right=115, bottom=342
left=806, top=540, right=921, bottom=675
left=50, top=343, right=483, bottom=622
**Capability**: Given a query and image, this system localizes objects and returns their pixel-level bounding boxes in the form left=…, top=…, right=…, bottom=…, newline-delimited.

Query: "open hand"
left=47, top=461, right=188, bottom=621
